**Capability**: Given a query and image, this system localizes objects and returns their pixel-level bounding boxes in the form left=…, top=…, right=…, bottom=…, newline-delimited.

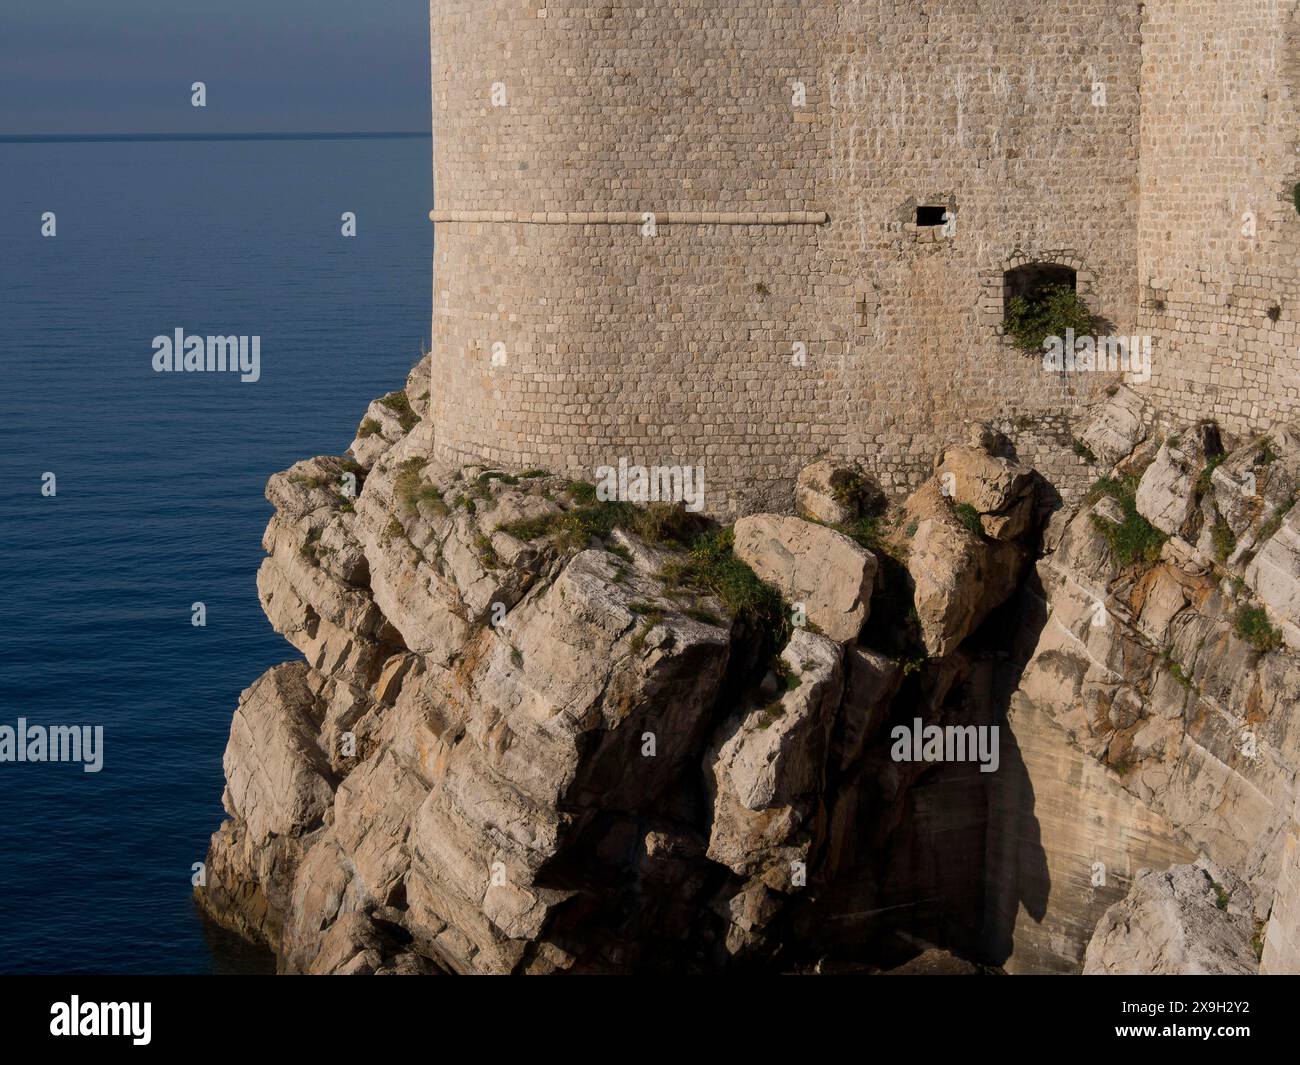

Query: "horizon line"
left=0, top=131, right=431, bottom=144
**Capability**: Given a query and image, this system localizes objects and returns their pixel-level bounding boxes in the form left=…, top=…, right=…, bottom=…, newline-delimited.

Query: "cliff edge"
left=195, top=365, right=1300, bottom=975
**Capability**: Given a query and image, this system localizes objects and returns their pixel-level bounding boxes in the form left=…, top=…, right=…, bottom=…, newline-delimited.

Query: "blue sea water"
left=0, top=135, right=432, bottom=973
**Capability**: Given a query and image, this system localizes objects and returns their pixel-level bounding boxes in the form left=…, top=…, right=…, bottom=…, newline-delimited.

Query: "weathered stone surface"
left=201, top=361, right=1300, bottom=978
left=831, top=647, right=902, bottom=772
left=936, top=445, right=1037, bottom=541
left=709, top=630, right=843, bottom=826
left=997, top=424, right=1300, bottom=973
left=903, top=483, right=1027, bottom=657
left=222, top=663, right=336, bottom=846
left=1202, top=424, right=1300, bottom=560
left=1077, top=385, right=1149, bottom=470
left=198, top=663, right=343, bottom=955
left=301, top=909, right=444, bottom=975
left=1083, top=863, right=1259, bottom=975
left=985, top=699, right=1198, bottom=974
left=733, top=514, right=876, bottom=642
left=349, top=400, right=405, bottom=469
left=349, top=444, right=558, bottom=665
left=1135, top=433, right=1205, bottom=536
left=1261, top=791, right=1300, bottom=974
left=795, top=460, right=882, bottom=527
left=706, top=629, right=843, bottom=954
left=205, top=440, right=753, bottom=973
left=878, top=948, right=986, bottom=975
left=1245, top=505, right=1300, bottom=650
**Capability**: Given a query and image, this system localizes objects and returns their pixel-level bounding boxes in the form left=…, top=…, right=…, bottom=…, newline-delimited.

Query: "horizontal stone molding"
left=429, top=209, right=829, bottom=226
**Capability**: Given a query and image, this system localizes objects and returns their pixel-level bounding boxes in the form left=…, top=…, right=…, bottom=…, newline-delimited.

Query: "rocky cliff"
left=196, top=366, right=1300, bottom=975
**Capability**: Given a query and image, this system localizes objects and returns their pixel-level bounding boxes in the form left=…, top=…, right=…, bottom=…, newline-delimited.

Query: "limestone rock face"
left=1201, top=425, right=1300, bottom=552
left=1015, top=496, right=1300, bottom=908
left=902, top=482, right=1028, bottom=657
left=1077, top=384, right=1149, bottom=470
left=794, top=460, right=883, bottom=526
left=708, top=630, right=843, bottom=830
left=204, top=390, right=856, bottom=972
left=1083, top=864, right=1259, bottom=975
left=706, top=629, right=844, bottom=955
left=831, top=647, right=903, bottom=771
left=1136, top=431, right=1211, bottom=537
left=199, top=362, right=1300, bottom=976
left=350, top=398, right=409, bottom=469
left=1261, top=790, right=1300, bottom=973
left=936, top=445, right=1037, bottom=541
left=733, top=514, right=877, bottom=642
left=1001, top=398, right=1300, bottom=973
left=222, top=664, right=337, bottom=846
left=1246, top=506, right=1300, bottom=649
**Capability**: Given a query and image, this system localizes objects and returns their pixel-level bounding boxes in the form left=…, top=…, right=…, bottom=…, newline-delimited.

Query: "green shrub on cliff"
left=1234, top=606, right=1282, bottom=654
left=395, top=459, right=448, bottom=516
left=658, top=529, right=787, bottom=640
left=378, top=390, right=420, bottom=432
left=953, top=502, right=984, bottom=537
left=1087, top=474, right=1167, bottom=567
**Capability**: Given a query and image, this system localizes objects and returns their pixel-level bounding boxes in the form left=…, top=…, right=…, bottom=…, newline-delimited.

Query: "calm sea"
left=0, top=134, right=432, bottom=973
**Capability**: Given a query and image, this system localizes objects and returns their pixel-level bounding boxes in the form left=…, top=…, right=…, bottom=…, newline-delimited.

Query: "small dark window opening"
left=916, top=205, right=947, bottom=227
left=1004, top=262, right=1077, bottom=304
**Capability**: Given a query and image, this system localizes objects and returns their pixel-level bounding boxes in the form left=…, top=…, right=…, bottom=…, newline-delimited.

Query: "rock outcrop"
left=1003, top=401, right=1300, bottom=974
left=794, top=460, right=884, bottom=527
left=1076, top=385, right=1151, bottom=470
left=733, top=514, right=877, bottom=643
left=899, top=472, right=1031, bottom=658
left=198, top=357, right=1300, bottom=976
left=1083, top=863, right=1259, bottom=975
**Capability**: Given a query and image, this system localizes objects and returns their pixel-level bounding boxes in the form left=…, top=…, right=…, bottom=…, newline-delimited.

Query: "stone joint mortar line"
left=428, top=209, right=830, bottom=225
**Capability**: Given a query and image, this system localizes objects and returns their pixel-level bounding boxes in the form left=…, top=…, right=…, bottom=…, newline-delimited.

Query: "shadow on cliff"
left=865, top=514, right=1056, bottom=970
left=973, top=563, right=1053, bottom=966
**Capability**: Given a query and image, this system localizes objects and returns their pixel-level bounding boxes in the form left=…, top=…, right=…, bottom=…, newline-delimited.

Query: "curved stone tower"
left=430, top=1, right=1144, bottom=514
left=1138, top=0, right=1300, bottom=437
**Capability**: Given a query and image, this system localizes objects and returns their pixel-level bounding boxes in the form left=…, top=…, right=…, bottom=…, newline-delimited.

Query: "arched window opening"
left=1004, top=262, right=1077, bottom=304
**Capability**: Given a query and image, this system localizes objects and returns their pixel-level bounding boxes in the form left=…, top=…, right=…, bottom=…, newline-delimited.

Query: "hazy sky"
left=1, top=0, right=429, bottom=134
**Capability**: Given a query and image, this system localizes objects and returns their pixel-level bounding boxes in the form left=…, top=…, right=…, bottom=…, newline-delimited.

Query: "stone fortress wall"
left=1139, top=0, right=1300, bottom=437
left=428, top=0, right=1296, bottom=516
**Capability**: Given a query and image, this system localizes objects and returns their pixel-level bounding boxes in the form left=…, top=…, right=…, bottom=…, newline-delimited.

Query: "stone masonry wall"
left=429, top=1, right=1141, bottom=515
left=1137, top=0, right=1300, bottom=439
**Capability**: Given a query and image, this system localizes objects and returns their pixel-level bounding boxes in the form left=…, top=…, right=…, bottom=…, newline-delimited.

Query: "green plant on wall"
left=1004, top=283, right=1098, bottom=355
left=1293, top=181, right=1300, bottom=215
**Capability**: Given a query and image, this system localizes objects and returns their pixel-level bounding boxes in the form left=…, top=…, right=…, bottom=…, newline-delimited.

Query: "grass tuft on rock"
left=497, top=485, right=789, bottom=656
left=1234, top=606, right=1283, bottom=654
left=377, top=391, right=420, bottom=433
left=498, top=491, right=707, bottom=555
left=394, top=458, right=449, bottom=517
left=1087, top=474, right=1167, bottom=567
left=953, top=501, right=984, bottom=537
left=1195, top=452, right=1228, bottom=498
left=659, top=529, right=790, bottom=653
left=1211, top=517, right=1237, bottom=562
left=839, top=515, right=886, bottom=553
